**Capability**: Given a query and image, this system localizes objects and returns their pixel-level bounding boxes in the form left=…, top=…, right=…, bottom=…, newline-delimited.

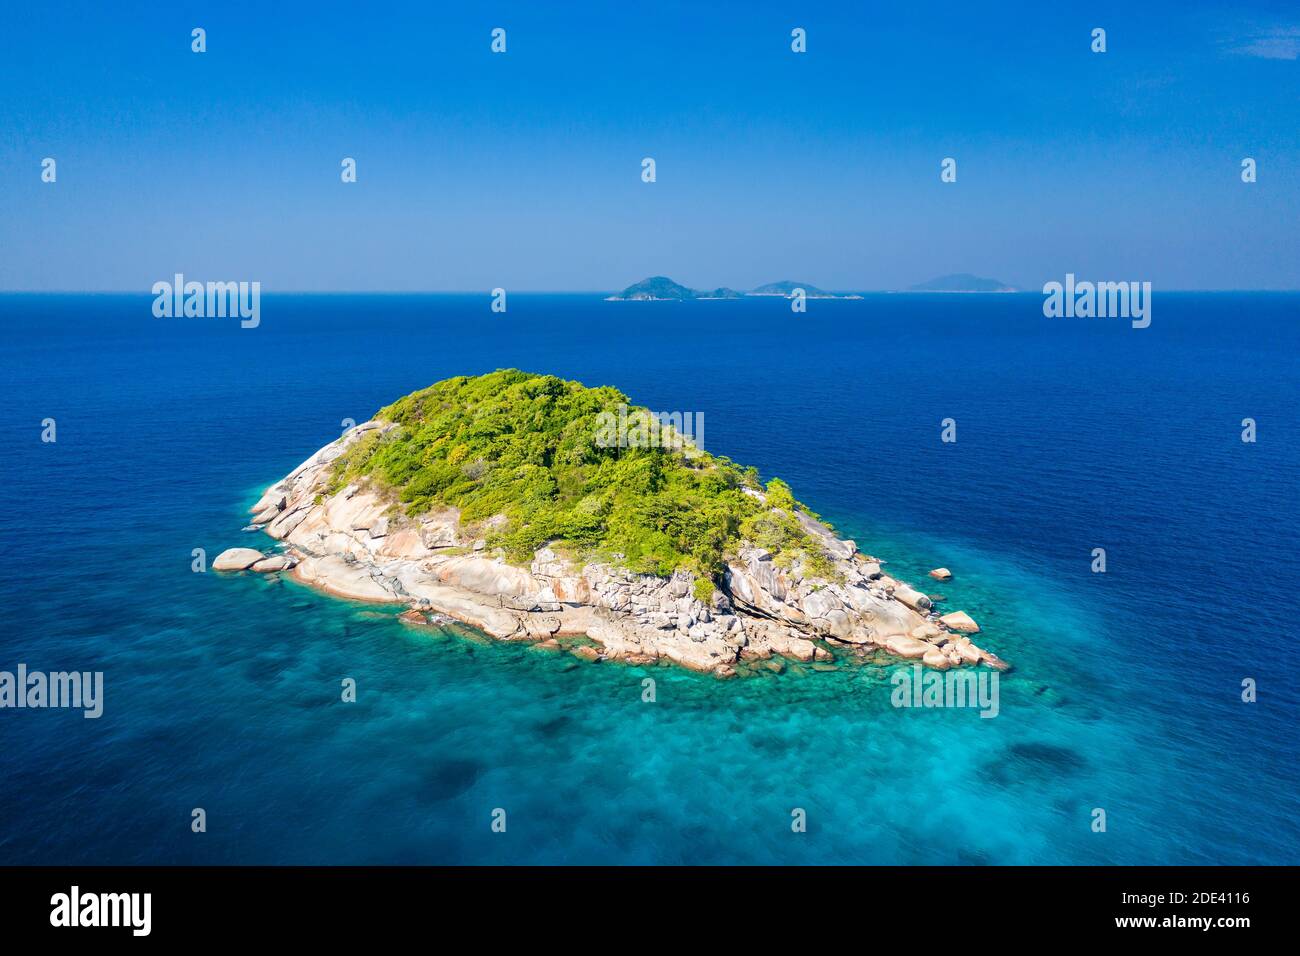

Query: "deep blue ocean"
left=1, top=292, right=1297, bottom=865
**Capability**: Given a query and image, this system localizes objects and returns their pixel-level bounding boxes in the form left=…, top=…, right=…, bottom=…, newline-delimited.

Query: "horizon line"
left=3, top=288, right=1299, bottom=295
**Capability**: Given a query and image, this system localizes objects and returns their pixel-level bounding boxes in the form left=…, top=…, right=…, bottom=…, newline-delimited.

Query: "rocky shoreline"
left=217, top=421, right=1008, bottom=677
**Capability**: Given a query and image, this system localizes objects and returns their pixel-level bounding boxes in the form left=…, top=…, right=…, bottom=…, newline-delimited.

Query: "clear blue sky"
left=2, top=1, right=1297, bottom=291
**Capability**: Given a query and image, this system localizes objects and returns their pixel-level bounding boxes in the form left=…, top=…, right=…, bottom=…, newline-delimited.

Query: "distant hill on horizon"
left=605, top=274, right=1023, bottom=299
left=746, top=280, right=861, bottom=299
left=605, top=276, right=698, bottom=300
left=905, top=273, right=1017, bottom=293
left=607, top=277, right=861, bottom=300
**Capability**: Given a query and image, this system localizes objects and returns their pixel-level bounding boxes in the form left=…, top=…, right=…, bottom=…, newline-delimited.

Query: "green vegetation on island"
left=325, top=370, right=836, bottom=581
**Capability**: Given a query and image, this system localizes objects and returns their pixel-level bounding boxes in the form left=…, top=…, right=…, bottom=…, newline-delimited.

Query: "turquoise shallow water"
left=1, top=293, right=1297, bottom=864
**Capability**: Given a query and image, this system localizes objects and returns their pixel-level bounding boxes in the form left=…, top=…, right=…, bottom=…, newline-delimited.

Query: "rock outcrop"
left=213, top=548, right=270, bottom=571
left=213, top=547, right=297, bottom=573
left=234, top=422, right=1007, bottom=675
left=939, top=610, right=980, bottom=633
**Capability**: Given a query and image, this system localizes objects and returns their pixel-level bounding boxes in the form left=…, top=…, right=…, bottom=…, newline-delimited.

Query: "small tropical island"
left=608, top=276, right=862, bottom=301
left=905, top=273, right=1016, bottom=293
left=217, top=371, right=1003, bottom=676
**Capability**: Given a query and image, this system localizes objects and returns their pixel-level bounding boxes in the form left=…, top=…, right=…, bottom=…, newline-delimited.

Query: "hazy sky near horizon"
left=2, top=1, right=1297, bottom=291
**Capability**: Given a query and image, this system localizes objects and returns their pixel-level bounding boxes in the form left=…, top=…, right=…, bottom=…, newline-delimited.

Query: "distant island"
left=607, top=276, right=862, bottom=301
left=747, top=280, right=862, bottom=299
left=218, top=370, right=1004, bottom=677
left=904, top=273, right=1016, bottom=293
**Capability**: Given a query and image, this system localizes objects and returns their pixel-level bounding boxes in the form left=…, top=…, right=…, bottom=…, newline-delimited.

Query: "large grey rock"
left=250, top=554, right=295, bottom=572
left=822, top=608, right=853, bottom=638
left=891, top=584, right=932, bottom=612
left=213, top=548, right=266, bottom=571
left=940, top=611, right=980, bottom=633
left=884, top=634, right=933, bottom=659
left=802, top=589, right=842, bottom=620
